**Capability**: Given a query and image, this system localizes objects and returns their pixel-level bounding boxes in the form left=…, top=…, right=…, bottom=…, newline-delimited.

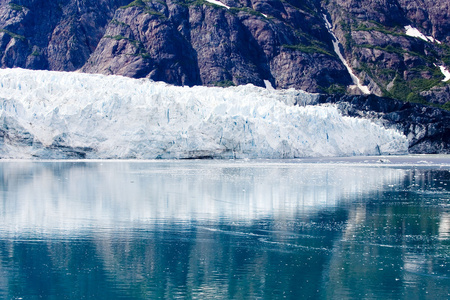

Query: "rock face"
left=0, top=0, right=448, bottom=99
left=323, top=0, right=450, bottom=103
left=77, top=0, right=355, bottom=91
left=0, top=0, right=131, bottom=70
left=0, top=0, right=352, bottom=91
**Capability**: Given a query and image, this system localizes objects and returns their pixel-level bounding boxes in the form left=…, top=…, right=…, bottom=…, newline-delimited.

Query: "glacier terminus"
left=0, top=68, right=408, bottom=159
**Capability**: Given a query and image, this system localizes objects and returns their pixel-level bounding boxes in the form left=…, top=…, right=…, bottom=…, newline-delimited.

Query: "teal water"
left=0, top=157, right=449, bottom=299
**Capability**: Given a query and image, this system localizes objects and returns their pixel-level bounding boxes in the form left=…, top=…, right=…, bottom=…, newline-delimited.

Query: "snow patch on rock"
left=323, top=15, right=371, bottom=95
left=405, top=25, right=441, bottom=44
left=438, top=65, right=450, bottom=82
left=205, top=0, right=230, bottom=9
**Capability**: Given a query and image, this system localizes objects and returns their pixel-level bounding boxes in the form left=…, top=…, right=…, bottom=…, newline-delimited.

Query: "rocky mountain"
left=0, top=0, right=448, bottom=105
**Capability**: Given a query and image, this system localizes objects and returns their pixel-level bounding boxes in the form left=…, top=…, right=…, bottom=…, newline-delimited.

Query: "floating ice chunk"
left=417, top=160, right=432, bottom=164
left=377, top=159, right=391, bottom=163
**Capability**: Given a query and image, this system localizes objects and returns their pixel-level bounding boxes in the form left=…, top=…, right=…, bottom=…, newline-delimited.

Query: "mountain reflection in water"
left=0, top=159, right=449, bottom=299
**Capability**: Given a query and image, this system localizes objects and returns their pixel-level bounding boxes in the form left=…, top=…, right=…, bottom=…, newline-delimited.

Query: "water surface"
left=0, top=156, right=449, bottom=299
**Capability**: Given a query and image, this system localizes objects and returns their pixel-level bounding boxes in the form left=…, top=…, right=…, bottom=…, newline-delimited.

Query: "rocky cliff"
left=322, top=0, right=450, bottom=105
left=0, top=0, right=448, bottom=105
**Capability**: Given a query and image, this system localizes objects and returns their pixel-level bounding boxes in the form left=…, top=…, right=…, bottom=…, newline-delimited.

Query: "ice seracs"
left=0, top=68, right=408, bottom=159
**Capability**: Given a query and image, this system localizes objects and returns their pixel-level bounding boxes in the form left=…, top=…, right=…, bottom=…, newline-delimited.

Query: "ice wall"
left=0, top=68, right=408, bottom=159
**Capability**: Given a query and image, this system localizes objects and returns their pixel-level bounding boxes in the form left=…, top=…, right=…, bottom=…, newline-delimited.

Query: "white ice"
left=323, top=15, right=371, bottom=95
left=264, top=79, right=274, bottom=90
left=0, top=68, right=408, bottom=159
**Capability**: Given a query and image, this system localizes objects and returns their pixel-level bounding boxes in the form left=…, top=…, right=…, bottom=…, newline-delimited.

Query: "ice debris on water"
left=377, top=159, right=391, bottom=163
left=0, top=68, right=408, bottom=159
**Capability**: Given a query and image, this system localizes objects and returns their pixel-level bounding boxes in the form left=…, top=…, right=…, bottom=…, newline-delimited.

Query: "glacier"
left=0, top=68, right=408, bottom=159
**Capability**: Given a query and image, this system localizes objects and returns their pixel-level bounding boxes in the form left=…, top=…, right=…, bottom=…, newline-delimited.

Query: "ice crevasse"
left=0, top=68, right=408, bottom=159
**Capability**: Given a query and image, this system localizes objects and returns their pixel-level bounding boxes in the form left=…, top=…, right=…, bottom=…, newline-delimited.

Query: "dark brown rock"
left=0, top=0, right=448, bottom=99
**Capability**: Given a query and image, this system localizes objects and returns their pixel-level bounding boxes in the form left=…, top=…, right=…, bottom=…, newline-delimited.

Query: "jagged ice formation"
left=0, top=68, right=408, bottom=159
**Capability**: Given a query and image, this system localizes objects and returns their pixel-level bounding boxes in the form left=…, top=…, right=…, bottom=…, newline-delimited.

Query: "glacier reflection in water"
left=0, top=159, right=449, bottom=299
left=0, top=160, right=403, bottom=235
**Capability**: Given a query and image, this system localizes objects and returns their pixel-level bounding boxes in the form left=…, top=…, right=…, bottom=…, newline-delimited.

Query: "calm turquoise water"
left=0, top=157, right=449, bottom=299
